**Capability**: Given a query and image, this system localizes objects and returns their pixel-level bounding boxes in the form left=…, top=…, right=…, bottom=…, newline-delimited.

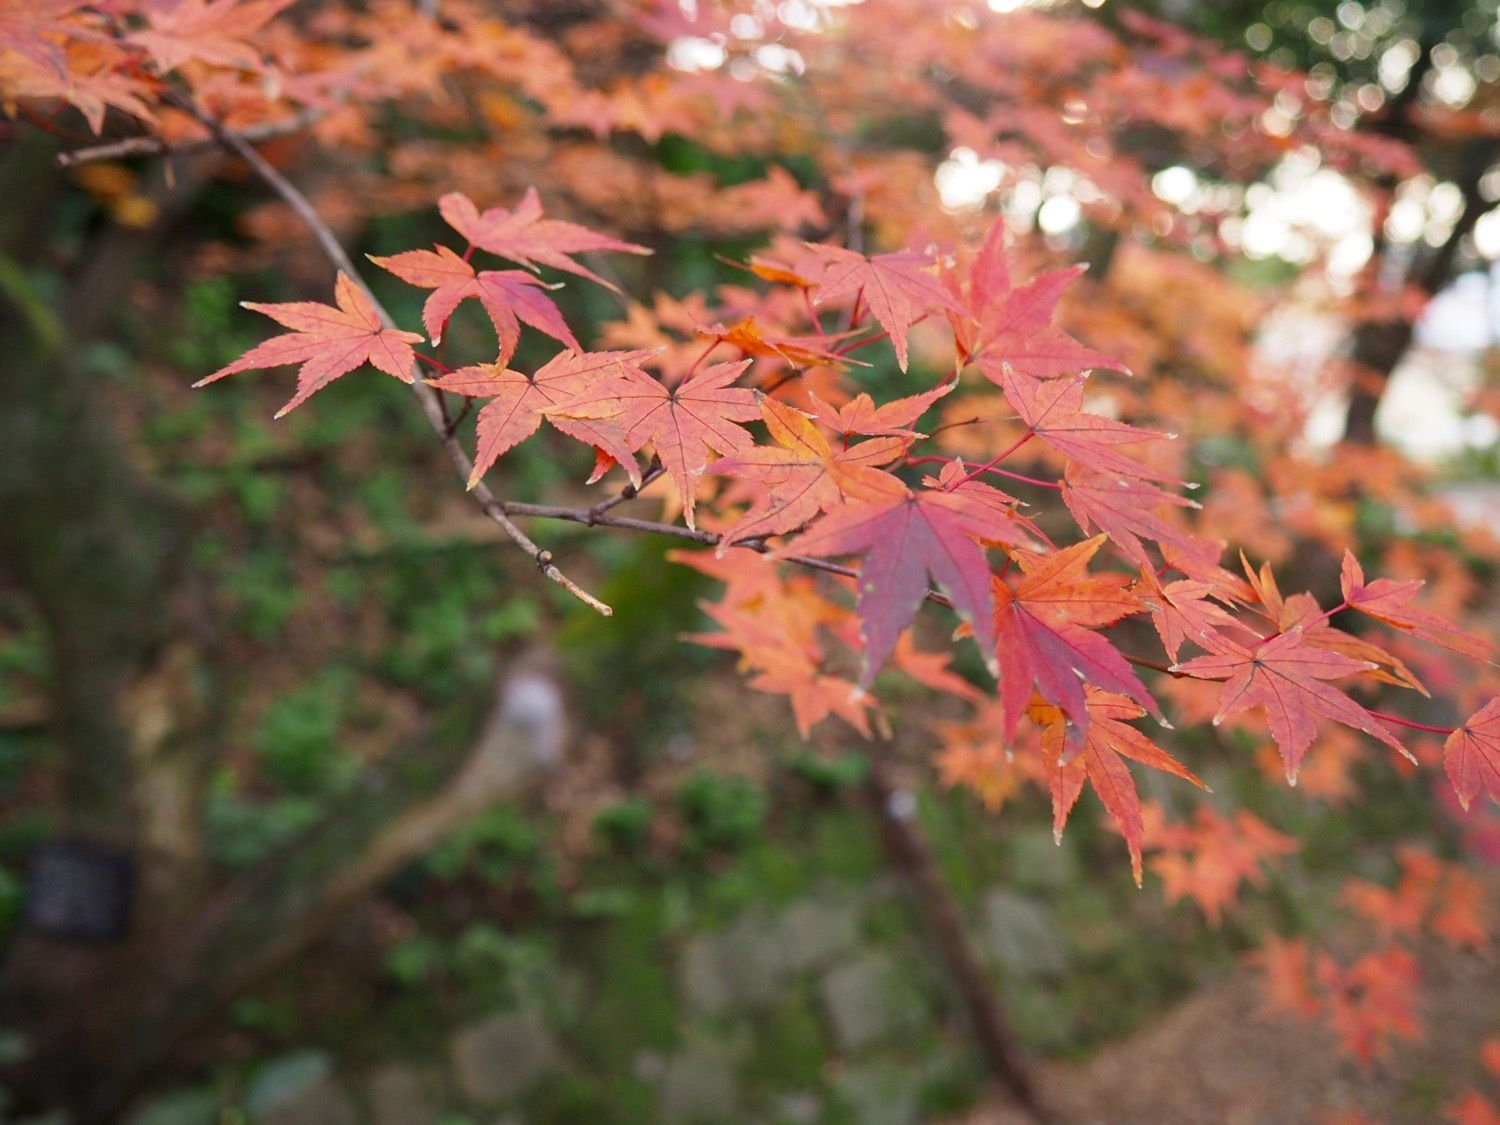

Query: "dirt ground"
left=963, top=938, right=1499, bottom=1125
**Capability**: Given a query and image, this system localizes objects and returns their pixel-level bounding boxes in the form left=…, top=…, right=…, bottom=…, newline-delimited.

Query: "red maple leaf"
left=426, top=349, right=650, bottom=489
left=1033, top=689, right=1206, bottom=884
left=1172, top=629, right=1409, bottom=782
left=370, top=245, right=578, bottom=360
left=1246, top=557, right=1428, bottom=696
left=1445, top=697, right=1500, bottom=811
left=951, top=217, right=1124, bottom=379
left=806, top=244, right=960, bottom=370
left=998, top=369, right=1177, bottom=482
left=1340, top=550, right=1493, bottom=661
left=1137, top=566, right=1243, bottom=662
left=1061, top=463, right=1202, bottom=567
left=438, top=189, right=649, bottom=291
left=993, top=535, right=1159, bottom=741
left=196, top=273, right=422, bottom=417
left=709, top=394, right=905, bottom=545
left=778, top=474, right=1031, bottom=688
left=597, top=360, right=759, bottom=528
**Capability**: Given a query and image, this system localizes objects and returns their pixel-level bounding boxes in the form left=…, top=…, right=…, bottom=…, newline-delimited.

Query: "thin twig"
left=586, top=461, right=664, bottom=522
left=56, top=109, right=324, bottom=168
left=174, top=94, right=613, bottom=616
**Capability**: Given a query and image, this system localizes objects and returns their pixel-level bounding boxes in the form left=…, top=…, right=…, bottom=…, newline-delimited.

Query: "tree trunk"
left=863, top=747, right=1048, bottom=1123
left=0, top=140, right=567, bottom=1121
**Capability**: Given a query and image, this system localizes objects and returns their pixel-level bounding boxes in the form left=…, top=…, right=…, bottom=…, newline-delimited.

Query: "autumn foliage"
left=7, top=0, right=1500, bottom=1102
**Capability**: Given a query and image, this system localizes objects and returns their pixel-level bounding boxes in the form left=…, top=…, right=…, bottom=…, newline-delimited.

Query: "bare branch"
left=55, top=110, right=324, bottom=168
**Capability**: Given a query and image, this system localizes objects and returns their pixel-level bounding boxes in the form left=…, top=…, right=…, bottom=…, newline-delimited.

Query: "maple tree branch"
left=586, top=461, right=664, bottom=522
left=1122, top=653, right=1178, bottom=677
left=55, top=110, right=324, bottom=169
left=173, top=95, right=614, bottom=617
left=1367, top=710, right=1455, bottom=736
left=951, top=431, right=1033, bottom=489
left=906, top=455, right=1060, bottom=491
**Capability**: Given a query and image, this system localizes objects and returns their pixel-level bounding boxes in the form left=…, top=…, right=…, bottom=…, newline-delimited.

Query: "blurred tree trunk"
left=1343, top=145, right=1493, bottom=445
left=0, top=140, right=563, bottom=1121
left=0, top=135, right=219, bottom=1116
left=864, top=746, right=1047, bottom=1122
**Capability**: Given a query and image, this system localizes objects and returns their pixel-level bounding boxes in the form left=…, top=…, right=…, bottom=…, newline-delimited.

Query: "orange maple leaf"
left=806, top=244, right=959, bottom=370
left=370, top=245, right=577, bottom=359
left=709, top=394, right=905, bottom=546
left=438, top=189, right=650, bottom=291
left=197, top=273, right=422, bottom=417
left=426, top=349, right=649, bottom=490
left=1032, top=688, right=1206, bottom=884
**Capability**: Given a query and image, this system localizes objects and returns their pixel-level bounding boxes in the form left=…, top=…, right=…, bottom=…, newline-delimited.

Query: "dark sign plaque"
left=21, top=840, right=134, bottom=941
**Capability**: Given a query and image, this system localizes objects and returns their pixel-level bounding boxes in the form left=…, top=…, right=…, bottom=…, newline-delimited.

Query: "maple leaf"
left=1061, top=463, right=1201, bottom=568
left=1032, top=689, right=1206, bottom=884
left=696, top=318, right=856, bottom=369
left=892, top=630, right=984, bottom=701
left=993, top=536, right=1159, bottom=742
left=197, top=273, right=422, bottom=417
left=1341, top=847, right=1491, bottom=949
left=0, top=0, right=81, bottom=77
left=953, top=217, right=1124, bottom=379
left=1252, top=933, right=1320, bottom=1018
left=370, top=245, right=578, bottom=358
left=1172, top=629, right=1409, bottom=782
left=1143, top=803, right=1297, bottom=924
left=778, top=475, right=1031, bottom=688
left=438, top=189, right=649, bottom=291
left=129, top=0, right=292, bottom=73
left=1340, top=550, right=1493, bottom=661
left=998, top=369, right=1177, bottom=482
left=426, top=349, right=650, bottom=490
left=749, top=660, right=873, bottom=738
left=1241, top=556, right=1427, bottom=696
left=1445, top=697, right=1500, bottom=811
left=1317, top=947, right=1422, bottom=1066
left=574, top=360, right=759, bottom=529
left=807, top=383, right=953, bottom=438
left=935, top=700, right=1043, bottom=811
left=709, top=394, right=905, bottom=546
left=683, top=573, right=871, bottom=737
left=1445, top=1090, right=1500, bottom=1125
left=1137, top=566, right=1242, bottom=662
left=806, top=244, right=960, bottom=370
left=0, top=40, right=158, bottom=134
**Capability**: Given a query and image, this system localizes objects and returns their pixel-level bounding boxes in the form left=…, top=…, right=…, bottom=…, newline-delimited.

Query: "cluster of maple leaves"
left=191, top=187, right=1500, bottom=886
left=10, top=0, right=1500, bottom=1097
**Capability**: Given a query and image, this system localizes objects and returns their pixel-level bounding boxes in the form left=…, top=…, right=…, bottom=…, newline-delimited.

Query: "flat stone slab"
left=255, top=1078, right=358, bottom=1125
left=982, top=888, right=1067, bottom=978
left=774, top=895, right=861, bottom=974
left=365, top=1063, right=442, bottom=1125
left=817, top=951, right=918, bottom=1054
left=680, top=907, right=786, bottom=1014
left=450, top=1007, right=557, bottom=1105
left=657, top=1036, right=739, bottom=1124
left=128, top=1087, right=220, bottom=1125
left=245, top=1052, right=357, bottom=1125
